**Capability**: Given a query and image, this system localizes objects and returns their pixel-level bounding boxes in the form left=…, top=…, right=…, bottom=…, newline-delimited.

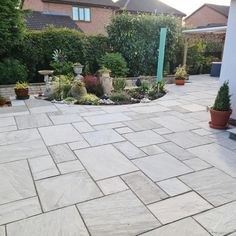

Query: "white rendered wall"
left=220, top=0, right=236, bottom=120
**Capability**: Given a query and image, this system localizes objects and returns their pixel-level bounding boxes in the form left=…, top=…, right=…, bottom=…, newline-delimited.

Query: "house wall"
left=185, top=5, right=228, bottom=27
left=22, top=0, right=115, bottom=35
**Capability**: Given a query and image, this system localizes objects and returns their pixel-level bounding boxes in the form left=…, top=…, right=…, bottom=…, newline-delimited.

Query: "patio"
left=0, top=75, right=236, bottom=236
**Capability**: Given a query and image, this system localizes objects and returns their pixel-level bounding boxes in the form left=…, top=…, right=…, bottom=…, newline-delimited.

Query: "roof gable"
left=117, top=0, right=186, bottom=16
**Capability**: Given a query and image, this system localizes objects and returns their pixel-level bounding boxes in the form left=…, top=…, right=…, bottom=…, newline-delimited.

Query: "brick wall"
left=185, top=5, right=228, bottom=27
left=22, top=0, right=114, bottom=35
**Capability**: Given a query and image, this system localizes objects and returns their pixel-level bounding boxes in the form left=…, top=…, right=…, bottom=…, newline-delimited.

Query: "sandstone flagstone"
left=75, top=145, right=137, bottom=180
left=49, top=113, right=83, bottom=125
left=7, top=206, right=89, bottom=236
left=36, top=170, right=102, bottom=211
left=78, top=190, right=160, bottom=236
left=57, top=160, right=84, bottom=174
left=0, top=160, right=36, bottom=205
left=140, top=218, right=211, bottom=236
left=148, top=192, right=212, bottom=224
left=124, top=119, right=162, bottom=131
left=183, top=158, right=211, bottom=171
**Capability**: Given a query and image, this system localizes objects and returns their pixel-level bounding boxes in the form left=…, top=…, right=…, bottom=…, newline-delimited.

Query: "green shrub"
left=110, top=92, right=131, bottom=102
left=99, top=53, right=128, bottom=77
left=127, top=88, right=142, bottom=99
left=113, top=78, right=127, bottom=91
left=79, top=94, right=100, bottom=105
left=213, top=81, right=231, bottom=111
left=140, top=81, right=151, bottom=93
left=70, top=80, right=87, bottom=100
left=0, top=58, right=28, bottom=85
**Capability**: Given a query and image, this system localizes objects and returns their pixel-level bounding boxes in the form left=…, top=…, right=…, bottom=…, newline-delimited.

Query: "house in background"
left=185, top=4, right=229, bottom=28
left=22, top=0, right=186, bottom=35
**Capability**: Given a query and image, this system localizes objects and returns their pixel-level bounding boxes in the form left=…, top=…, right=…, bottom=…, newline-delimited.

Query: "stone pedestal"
left=99, top=72, right=113, bottom=95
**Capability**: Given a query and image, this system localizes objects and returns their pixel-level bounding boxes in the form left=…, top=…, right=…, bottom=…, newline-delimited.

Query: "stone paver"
left=36, top=170, right=103, bottom=211
left=75, top=145, right=137, bottom=180
left=78, top=190, right=160, bottom=236
left=148, top=192, right=212, bottom=224
left=122, top=171, right=168, bottom=204
left=140, top=218, right=211, bottom=236
left=1, top=75, right=236, bottom=236
left=39, top=124, right=83, bottom=146
left=194, top=201, right=236, bottom=236
left=133, top=153, right=192, bottom=181
left=180, top=168, right=236, bottom=206
left=7, top=206, right=89, bottom=236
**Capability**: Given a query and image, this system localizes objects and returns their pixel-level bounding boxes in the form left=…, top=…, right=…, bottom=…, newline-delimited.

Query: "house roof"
left=185, top=4, right=230, bottom=20
left=42, top=0, right=119, bottom=8
left=24, top=11, right=82, bottom=31
left=117, top=0, right=186, bottom=17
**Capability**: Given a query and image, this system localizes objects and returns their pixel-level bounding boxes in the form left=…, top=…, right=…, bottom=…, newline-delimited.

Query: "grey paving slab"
left=7, top=206, right=89, bottom=236
left=131, top=105, right=169, bottom=114
left=28, top=155, right=59, bottom=180
left=148, top=192, right=212, bottom=224
left=29, top=105, right=58, bottom=114
left=97, top=177, right=128, bottom=195
left=188, top=143, right=236, bottom=177
left=84, top=113, right=131, bottom=125
left=0, top=227, right=4, bottom=236
left=78, top=190, right=160, bottom=236
left=0, top=160, right=36, bottom=205
left=75, top=145, right=138, bottom=180
left=164, top=131, right=213, bottom=149
left=122, top=171, right=168, bottom=204
left=124, top=130, right=167, bottom=147
left=115, top=127, right=133, bottom=134
left=48, top=144, right=77, bottom=163
left=0, top=125, right=17, bottom=133
left=49, top=113, right=83, bottom=125
left=140, top=218, right=211, bottom=236
left=141, top=145, right=164, bottom=155
left=0, top=197, right=41, bottom=225
left=153, top=127, right=172, bottom=135
left=151, top=116, right=197, bottom=132
left=82, top=129, right=124, bottom=146
left=15, top=114, right=52, bottom=129
left=114, top=141, right=146, bottom=160
left=39, top=124, right=83, bottom=146
left=158, top=142, right=196, bottom=161
left=124, top=119, right=162, bottom=131
left=157, top=178, right=191, bottom=196
left=68, top=140, right=90, bottom=150
left=133, top=153, right=192, bottom=182
left=194, top=201, right=236, bottom=236
left=180, top=104, right=206, bottom=112
left=57, top=160, right=84, bottom=174
left=180, top=168, right=236, bottom=206
left=36, top=170, right=102, bottom=211
left=94, top=122, right=125, bottom=130
left=0, top=117, right=15, bottom=127
left=183, top=158, right=211, bottom=171
left=73, top=121, right=94, bottom=133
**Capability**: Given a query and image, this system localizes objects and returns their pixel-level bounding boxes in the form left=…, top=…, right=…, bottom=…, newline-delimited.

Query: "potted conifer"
left=175, top=65, right=187, bottom=85
left=209, top=81, right=232, bottom=129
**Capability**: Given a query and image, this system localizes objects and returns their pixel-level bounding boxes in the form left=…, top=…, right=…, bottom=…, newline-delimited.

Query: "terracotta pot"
left=15, top=88, right=29, bottom=99
left=209, top=108, right=232, bottom=129
left=0, top=98, right=7, bottom=106
left=175, top=79, right=185, bottom=86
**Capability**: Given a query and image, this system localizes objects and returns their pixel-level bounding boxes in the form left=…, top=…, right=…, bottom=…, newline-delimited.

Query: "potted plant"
left=15, top=81, right=30, bottom=100
left=175, top=65, right=187, bottom=85
left=73, top=62, right=84, bottom=75
left=0, top=95, right=7, bottom=106
left=98, top=67, right=111, bottom=78
left=209, top=81, right=232, bottom=129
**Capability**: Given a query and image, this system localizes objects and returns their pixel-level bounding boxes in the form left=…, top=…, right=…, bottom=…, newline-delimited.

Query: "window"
left=72, top=7, right=91, bottom=22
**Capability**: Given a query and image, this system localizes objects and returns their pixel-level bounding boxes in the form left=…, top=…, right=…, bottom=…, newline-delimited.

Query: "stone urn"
left=73, top=64, right=84, bottom=80
left=38, top=70, right=54, bottom=97
left=99, top=69, right=113, bottom=95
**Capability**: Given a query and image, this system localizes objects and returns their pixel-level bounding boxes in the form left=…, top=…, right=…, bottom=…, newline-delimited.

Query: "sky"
left=160, top=0, right=231, bottom=15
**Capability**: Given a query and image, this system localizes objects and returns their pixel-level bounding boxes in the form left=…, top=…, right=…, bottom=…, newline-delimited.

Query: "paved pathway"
left=0, top=75, right=236, bottom=236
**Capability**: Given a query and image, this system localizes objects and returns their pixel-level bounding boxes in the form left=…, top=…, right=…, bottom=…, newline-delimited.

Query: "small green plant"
left=113, top=78, right=127, bottom=91
left=64, top=97, right=77, bottom=103
left=15, top=81, right=29, bottom=89
left=99, top=53, right=128, bottom=77
left=140, top=81, right=151, bottom=93
left=98, top=67, right=111, bottom=74
left=213, top=81, right=231, bottom=111
left=127, top=88, right=142, bottom=99
left=73, top=62, right=82, bottom=67
left=79, top=94, right=100, bottom=105
left=110, top=92, right=131, bottom=102
left=175, top=65, right=187, bottom=80
left=158, top=80, right=166, bottom=94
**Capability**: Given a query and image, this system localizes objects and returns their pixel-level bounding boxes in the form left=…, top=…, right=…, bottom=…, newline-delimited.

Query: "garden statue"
left=99, top=68, right=113, bottom=95
left=38, top=70, right=54, bottom=97
left=73, top=63, right=84, bottom=80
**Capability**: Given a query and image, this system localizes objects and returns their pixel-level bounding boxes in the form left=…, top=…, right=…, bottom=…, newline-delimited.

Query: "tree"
left=0, top=0, right=25, bottom=57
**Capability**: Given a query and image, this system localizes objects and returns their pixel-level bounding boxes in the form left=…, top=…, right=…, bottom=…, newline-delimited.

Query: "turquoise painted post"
left=157, top=28, right=167, bottom=82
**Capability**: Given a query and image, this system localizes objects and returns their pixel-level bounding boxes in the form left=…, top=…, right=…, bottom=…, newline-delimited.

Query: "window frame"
left=72, top=6, right=91, bottom=22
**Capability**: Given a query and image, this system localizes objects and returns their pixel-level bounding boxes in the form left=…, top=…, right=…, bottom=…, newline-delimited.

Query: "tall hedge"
left=15, top=28, right=109, bottom=82
left=107, top=13, right=183, bottom=76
